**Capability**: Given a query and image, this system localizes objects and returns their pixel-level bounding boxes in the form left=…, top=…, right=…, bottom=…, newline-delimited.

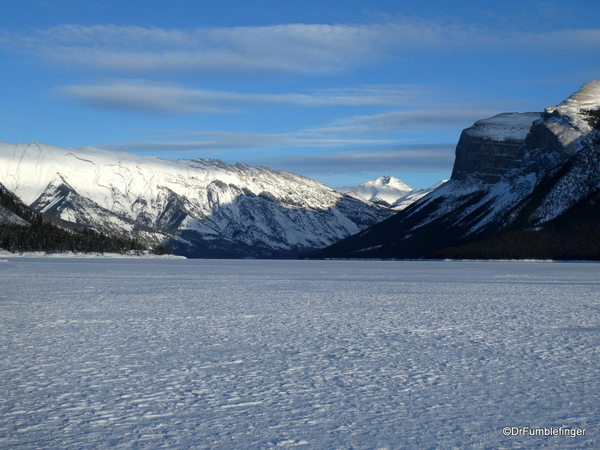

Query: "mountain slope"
left=309, top=80, right=600, bottom=260
left=0, top=184, right=30, bottom=227
left=0, top=142, right=391, bottom=258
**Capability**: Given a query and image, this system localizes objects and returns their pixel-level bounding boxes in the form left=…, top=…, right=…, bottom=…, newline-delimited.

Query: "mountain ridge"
left=0, top=141, right=392, bottom=258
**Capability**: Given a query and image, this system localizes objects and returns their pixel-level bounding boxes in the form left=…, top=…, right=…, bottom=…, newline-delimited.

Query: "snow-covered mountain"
left=311, top=80, right=600, bottom=260
left=336, top=176, right=445, bottom=210
left=337, top=176, right=411, bottom=207
left=0, top=142, right=392, bottom=257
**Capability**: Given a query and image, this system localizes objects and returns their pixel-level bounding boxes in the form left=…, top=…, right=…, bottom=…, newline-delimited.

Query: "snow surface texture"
left=336, top=176, right=444, bottom=210
left=1, top=259, right=598, bottom=449
left=0, top=142, right=391, bottom=256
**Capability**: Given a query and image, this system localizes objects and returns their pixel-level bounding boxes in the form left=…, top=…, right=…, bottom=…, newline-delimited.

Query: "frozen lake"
left=0, top=258, right=598, bottom=449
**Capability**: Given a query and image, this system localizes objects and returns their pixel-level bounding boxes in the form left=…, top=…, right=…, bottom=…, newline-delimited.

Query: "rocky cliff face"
left=309, top=80, right=600, bottom=260
left=451, top=112, right=542, bottom=183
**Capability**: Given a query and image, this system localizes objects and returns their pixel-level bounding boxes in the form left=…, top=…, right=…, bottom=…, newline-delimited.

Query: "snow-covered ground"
left=0, top=259, right=598, bottom=449
left=0, top=250, right=186, bottom=259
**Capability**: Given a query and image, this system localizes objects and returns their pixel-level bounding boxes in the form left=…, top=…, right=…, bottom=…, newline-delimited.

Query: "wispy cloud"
left=104, top=131, right=399, bottom=153
left=1, top=23, right=399, bottom=74
left=306, top=109, right=501, bottom=135
left=255, top=144, right=456, bottom=175
left=2, top=21, right=599, bottom=75
left=59, top=80, right=510, bottom=130
left=101, top=104, right=496, bottom=154
left=58, top=81, right=439, bottom=115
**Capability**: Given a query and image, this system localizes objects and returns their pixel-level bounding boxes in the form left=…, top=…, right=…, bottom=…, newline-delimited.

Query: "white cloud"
left=1, top=23, right=398, bottom=74
left=59, top=80, right=505, bottom=135
left=61, top=82, right=234, bottom=114
left=2, top=21, right=599, bottom=75
left=104, top=131, right=399, bottom=153
left=58, top=81, right=439, bottom=114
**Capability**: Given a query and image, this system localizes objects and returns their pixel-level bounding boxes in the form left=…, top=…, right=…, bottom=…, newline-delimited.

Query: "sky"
left=1, top=1, right=599, bottom=189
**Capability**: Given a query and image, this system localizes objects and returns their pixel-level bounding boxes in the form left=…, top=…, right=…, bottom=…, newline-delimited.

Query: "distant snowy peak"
left=370, top=176, right=412, bottom=191
left=336, top=176, right=443, bottom=210
left=337, top=176, right=410, bottom=207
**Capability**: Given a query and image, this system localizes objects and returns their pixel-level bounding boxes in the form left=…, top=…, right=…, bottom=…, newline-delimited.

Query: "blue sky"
left=1, top=0, right=599, bottom=188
